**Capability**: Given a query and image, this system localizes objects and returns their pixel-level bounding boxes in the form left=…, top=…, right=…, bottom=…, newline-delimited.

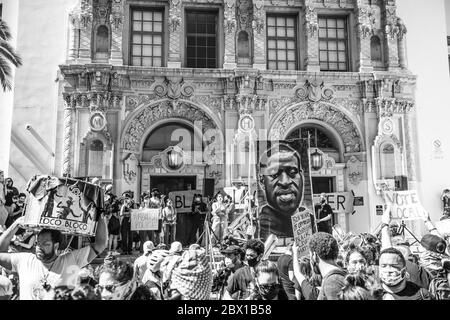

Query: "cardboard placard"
left=292, top=209, right=313, bottom=257
left=130, top=208, right=159, bottom=231
left=313, top=192, right=354, bottom=213
left=383, top=190, right=427, bottom=220
left=168, top=190, right=204, bottom=213
left=22, top=177, right=102, bottom=236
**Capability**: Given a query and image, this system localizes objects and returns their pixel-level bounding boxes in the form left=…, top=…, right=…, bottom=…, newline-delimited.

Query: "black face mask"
left=247, top=257, right=260, bottom=268
left=258, top=283, right=280, bottom=300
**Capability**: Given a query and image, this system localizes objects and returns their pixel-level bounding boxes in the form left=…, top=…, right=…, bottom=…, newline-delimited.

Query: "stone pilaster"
left=223, top=0, right=237, bottom=69
left=78, top=0, right=93, bottom=63
left=68, top=9, right=81, bottom=62
left=304, top=0, right=320, bottom=72
left=62, top=95, right=76, bottom=176
left=168, top=0, right=182, bottom=68
left=404, top=112, right=417, bottom=183
left=109, top=0, right=124, bottom=65
left=252, top=0, right=266, bottom=70
left=397, top=18, right=408, bottom=70
left=355, top=0, right=374, bottom=72
left=382, top=0, right=400, bottom=71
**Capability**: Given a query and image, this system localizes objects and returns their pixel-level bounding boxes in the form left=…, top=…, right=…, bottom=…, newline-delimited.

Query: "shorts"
left=108, top=227, right=120, bottom=236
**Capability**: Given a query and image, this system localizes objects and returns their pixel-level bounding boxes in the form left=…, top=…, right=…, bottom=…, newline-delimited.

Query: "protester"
left=291, top=254, right=320, bottom=300
left=211, top=193, right=227, bottom=246
left=120, top=193, right=134, bottom=255
left=247, top=260, right=288, bottom=300
left=307, top=232, right=347, bottom=300
left=213, top=244, right=244, bottom=297
left=4, top=178, right=19, bottom=209
left=0, top=273, right=13, bottom=300
left=162, top=198, right=177, bottom=244
left=224, top=239, right=265, bottom=300
left=0, top=215, right=107, bottom=300
left=190, top=194, right=207, bottom=244
left=314, top=193, right=334, bottom=234
left=338, top=274, right=374, bottom=300
left=97, top=257, right=154, bottom=300
left=224, top=195, right=236, bottom=224
left=10, top=228, right=36, bottom=253
left=142, top=249, right=169, bottom=299
left=379, top=247, right=431, bottom=300
left=276, top=243, right=296, bottom=300
left=133, top=240, right=155, bottom=281
left=104, top=191, right=120, bottom=254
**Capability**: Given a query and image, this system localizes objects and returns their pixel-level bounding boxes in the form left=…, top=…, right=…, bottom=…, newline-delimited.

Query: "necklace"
left=41, top=258, right=58, bottom=290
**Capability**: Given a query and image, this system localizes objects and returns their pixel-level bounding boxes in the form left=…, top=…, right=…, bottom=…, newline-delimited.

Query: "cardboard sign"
left=131, top=208, right=159, bottom=231
left=383, top=190, right=427, bottom=220
left=292, top=209, right=313, bottom=257
left=168, top=190, right=204, bottom=213
left=223, top=186, right=247, bottom=209
left=23, top=177, right=101, bottom=236
left=313, top=192, right=354, bottom=213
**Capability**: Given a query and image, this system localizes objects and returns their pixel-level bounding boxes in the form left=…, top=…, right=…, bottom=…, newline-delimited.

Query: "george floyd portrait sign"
left=256, top=139, right=315, bottom=240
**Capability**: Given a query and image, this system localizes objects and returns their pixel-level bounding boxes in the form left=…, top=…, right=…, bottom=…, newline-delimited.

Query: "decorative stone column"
left=62, top=94, right=76, bottom=176
left=223, top=0, right=237, bottom=69
left=403, top=108, right=417, bottom=185
left=252, top=0, right=266, bottom=70
left=78, top=0, right=93, bottom=63
left=382, top=0, right=400, bottom=71
left=110, top=0, right=124, bottom=65
left=168, top=0, right=182, bottom=68
left=397, top=18, right=408, bottom=70
left=304, top=0, right=320, bottom=72
left=355, top=0, right=375, bottom=72
left=68, top=6, right=81, bottom=62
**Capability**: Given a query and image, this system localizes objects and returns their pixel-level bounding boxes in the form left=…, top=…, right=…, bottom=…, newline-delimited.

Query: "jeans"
left=164, top=223, right=176, bottom=244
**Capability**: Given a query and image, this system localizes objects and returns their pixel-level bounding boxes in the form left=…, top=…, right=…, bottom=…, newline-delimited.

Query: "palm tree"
left=0, top=19, right=22, bottom=91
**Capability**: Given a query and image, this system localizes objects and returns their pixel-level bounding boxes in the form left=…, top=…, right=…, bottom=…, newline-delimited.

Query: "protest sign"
left=168, top=190, right=204, bottom=213
left=256, top=139, right=315, bottom=240
left=223, top=186, right=247, bottom=209
left=292, top=209, right=313, bottom=257
left=22, top=176, right=102, bottom=236
left=383, top=190, right=427, bottom=220
left=313, top=192, right=354, bottom=213
left=131, top=208, right=159, bottom=231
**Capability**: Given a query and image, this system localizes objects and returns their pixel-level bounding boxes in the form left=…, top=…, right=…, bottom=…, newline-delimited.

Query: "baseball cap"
left=0, top=275, right=13, bottom=297
left=143, top=241, right=155, bottom=254
left=169, top=241, right=183, bottom=254
left=221, top=245, right=241, bottom=255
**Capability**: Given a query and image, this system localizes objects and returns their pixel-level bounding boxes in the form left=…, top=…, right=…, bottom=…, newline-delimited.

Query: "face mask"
left=247, top=257, right=260, bottom=268
left=380, top=268, right=405, bottom=287
left=258, top=283, right=280, bottom=300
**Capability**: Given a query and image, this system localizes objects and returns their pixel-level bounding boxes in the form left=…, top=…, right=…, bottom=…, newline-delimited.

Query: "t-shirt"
left=382, top=281, right=431, bottom=300
left=11, top=246, right=92, bottom=300
left=226, top=266, right=255, bottom=300
left=277, top=254, right=296, bottom=300
left=317, top=268, right=347, bottom=300
left=315, top=203, right=333, bottom=234
left=405, top=260, right=431, bottom=289
left=4, top=187, right=19, bottom=207
left=134, top=254, right=149, bottom=281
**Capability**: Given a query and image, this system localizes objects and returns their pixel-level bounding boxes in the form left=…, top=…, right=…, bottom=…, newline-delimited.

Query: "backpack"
left=428, top=277, right=450, bottom=300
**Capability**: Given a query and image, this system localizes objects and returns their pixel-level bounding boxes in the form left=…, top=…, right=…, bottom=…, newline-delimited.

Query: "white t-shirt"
left=133, top=254, right=148, bottom=281
left=11, top=246, right=92, bottom=300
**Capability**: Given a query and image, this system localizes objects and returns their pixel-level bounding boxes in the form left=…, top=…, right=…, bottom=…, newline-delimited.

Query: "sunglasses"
left=96, top=284, right=120, bottom=293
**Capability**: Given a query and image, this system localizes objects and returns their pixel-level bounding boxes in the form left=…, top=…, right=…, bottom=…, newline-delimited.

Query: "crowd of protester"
left=0, top=175, right=449, bottom=300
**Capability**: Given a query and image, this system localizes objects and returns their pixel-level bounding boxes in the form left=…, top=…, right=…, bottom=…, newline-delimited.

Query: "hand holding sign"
left=381, top=204, right=392, bottom=225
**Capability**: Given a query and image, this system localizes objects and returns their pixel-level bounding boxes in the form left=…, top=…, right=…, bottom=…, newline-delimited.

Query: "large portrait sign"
left=256, top=139, right=315, bottom=241
left=23, top=176, right=102, bottom=236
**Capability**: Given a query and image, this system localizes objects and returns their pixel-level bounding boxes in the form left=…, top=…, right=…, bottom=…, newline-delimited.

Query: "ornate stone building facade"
left=55, top=0, right=416, bottom=233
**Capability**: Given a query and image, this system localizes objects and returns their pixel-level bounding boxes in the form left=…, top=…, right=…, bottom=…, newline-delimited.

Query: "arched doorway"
left=140, top=121, right=204, bottom=195
left=286, top=124, right=342, bottom=195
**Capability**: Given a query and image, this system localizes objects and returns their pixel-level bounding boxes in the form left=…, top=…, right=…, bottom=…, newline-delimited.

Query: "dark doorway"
left=312, top=177, right=334, bottom=195
left=150, top=176, right=197, bottom=195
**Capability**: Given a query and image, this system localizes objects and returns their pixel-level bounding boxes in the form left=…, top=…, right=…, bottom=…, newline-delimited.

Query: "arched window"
left=96, top=25, right=109, bottom=53
left=287, top=126, right=338, bottom=151
left=370, top=35, right=382, bottom=62
left=142, top=122, right=202, bottom=162
left=237, top=30, right=251, bottom=66
left=87, top=139, right=104, bottom=177
left=381, top=143, right=396, bottom=179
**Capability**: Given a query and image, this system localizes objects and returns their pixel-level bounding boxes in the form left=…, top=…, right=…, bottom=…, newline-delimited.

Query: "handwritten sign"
left=313, top=192, right=354, bottom=213
left=383, top=190, right=427, bottom=220
left=223, top=186, right=247, bottom=209
left=168, top=190, right=204, bottom=213
left=131, top=208, right=159, bottom=231
left=291, top=209, right=313, bottom=257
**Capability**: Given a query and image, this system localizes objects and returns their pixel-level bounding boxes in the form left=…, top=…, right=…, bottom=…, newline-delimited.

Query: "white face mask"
left=380, top=268, right=406, bottom=287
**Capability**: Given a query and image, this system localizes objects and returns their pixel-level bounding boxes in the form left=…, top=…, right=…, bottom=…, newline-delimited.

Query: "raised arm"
left=422, top=210, right=443, bottom=237
left=0, top=216, right=24, bottom=252
left=88, top=215, right=108, bottom=261
left=381, top=205, right=392, bottom=250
